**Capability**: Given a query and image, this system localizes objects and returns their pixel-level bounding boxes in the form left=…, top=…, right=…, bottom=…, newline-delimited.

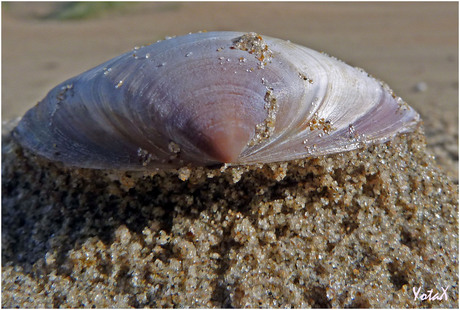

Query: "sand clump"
left=1, top=126, right=458, bottom=308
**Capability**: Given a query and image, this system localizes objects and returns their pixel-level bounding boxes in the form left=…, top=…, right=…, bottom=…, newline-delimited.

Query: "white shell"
left=15, top=31, right=420, bottom=170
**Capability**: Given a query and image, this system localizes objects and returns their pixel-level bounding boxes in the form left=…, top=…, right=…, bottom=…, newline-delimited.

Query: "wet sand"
left=2, top=126, right=458, bottom=307
left=2, top=2, right=458, bottom=180
left=2, top=2, right=458, bottom=308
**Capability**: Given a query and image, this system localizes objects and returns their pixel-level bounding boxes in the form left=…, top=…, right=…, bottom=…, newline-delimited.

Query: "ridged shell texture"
left=15, top=32, right=420, bottom=170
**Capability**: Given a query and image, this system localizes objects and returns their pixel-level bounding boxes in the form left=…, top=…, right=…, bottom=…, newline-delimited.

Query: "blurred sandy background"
left=2, top=2, right=458, bottom=180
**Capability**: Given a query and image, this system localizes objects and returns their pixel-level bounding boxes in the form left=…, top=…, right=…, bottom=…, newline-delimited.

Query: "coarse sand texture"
left=2, top=126, right=458, bottom=308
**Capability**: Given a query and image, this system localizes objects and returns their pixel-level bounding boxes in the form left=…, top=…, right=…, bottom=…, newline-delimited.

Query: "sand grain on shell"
left=1, top=127, right=458, bottom=308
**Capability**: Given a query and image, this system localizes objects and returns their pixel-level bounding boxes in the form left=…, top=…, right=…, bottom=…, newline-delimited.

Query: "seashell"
left=14, top=31, right=420, bottom=170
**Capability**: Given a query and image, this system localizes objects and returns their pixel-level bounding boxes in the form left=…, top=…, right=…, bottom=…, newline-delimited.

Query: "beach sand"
left=2, top=126, right=458, bottom=307
left=2, top=2, right=458, bottom=308
left=2, top=2, right=458, bottom=181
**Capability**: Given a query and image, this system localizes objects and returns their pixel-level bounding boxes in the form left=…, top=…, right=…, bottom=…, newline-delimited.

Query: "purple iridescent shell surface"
left=14, top=32, right=420, bottom=170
